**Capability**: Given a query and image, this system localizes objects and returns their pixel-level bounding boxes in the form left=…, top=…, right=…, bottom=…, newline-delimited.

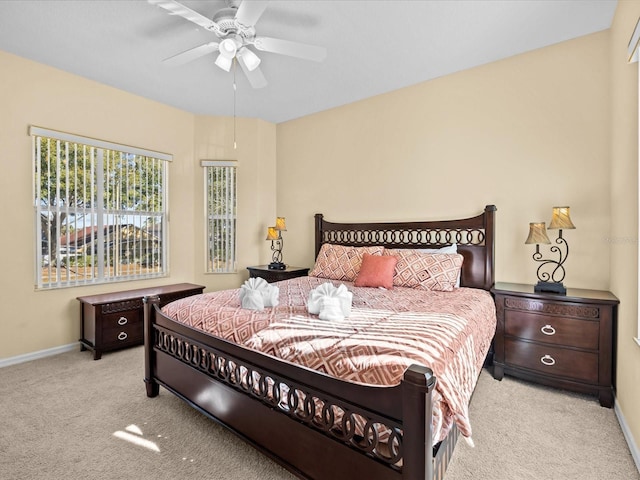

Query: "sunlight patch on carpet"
left=113, top=424, right=160, bottom=453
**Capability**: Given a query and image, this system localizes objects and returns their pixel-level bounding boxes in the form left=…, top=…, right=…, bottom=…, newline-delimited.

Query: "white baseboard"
left=0, top=342, right=79, bottom=368
left=615, top=397, right=640, bottom=474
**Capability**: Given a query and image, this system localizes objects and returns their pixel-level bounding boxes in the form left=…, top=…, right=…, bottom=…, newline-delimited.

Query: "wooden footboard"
left=144, top=296, right=444, bottom=480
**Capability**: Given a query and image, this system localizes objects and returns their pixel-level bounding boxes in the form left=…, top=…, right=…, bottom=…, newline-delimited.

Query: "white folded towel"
left=239, top=277, right=280, bottom=311
left=307, top=282, right=352, bottom=321
left=240, top=289, right=265, bottom=311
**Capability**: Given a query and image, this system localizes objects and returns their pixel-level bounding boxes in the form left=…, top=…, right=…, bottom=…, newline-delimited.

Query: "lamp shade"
left=548, top=206, right=575, bottom=230
left=237, top=47, right=261, bottom=71
left=219, top=38, right=238, bottom=59
left=266, top=226, right=279, bottom=241
left=275, top=217, right=287, bottom=231
left=214, top=53, right=233, bottom=72
left=525, top=222, right=551, bottom=245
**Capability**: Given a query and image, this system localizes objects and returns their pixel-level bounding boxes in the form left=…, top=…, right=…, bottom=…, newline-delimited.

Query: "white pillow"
left=418, top=244, right=457, bottom=255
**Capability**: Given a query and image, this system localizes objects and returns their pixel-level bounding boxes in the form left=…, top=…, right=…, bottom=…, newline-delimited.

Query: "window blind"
left=202, top=160, right=237, bottom=273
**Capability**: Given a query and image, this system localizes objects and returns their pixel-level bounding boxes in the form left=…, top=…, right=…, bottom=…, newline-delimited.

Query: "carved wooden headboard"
left=314, top=205, right=496, bottom=291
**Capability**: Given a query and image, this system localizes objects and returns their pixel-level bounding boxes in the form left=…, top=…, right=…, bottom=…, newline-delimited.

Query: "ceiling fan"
left=149, top=0, right=327, bottom=88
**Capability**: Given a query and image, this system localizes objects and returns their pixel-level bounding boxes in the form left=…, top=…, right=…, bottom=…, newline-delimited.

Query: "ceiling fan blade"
left=163, top=42, right=220, bottom=66
left=237, top=58, right=267, bottom=89
left=235, top=0, right=270, bottom=28
left=148, top=0, right=215, bottom=30
left=253, top=36, right=326, bottom=62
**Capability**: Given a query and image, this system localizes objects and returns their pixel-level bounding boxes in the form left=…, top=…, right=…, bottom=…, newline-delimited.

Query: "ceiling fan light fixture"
left=237, top=47, right=261, bottom=71
left=215, top=52, right=233, bottom=71
left=219, top=37, right=238, bottom=59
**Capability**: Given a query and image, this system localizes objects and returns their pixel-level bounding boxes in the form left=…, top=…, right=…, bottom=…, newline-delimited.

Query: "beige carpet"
left=0, top=346, right=637, bottom=480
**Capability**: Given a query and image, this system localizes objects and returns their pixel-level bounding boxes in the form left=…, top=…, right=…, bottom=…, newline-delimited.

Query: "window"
left=202, top=160, right=237, bottom=273
left=31, top=126, right=171, bottom=289
left=629, top=18, right=640, bottom=346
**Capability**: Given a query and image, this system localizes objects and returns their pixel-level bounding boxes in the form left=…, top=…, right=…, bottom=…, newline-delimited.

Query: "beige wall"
left=277, top=19, right=640, bottom=460
left=0, top=50, right=276, bottom=359
left=192, top=115, right=277, bottom=291
left=610, top=0, right=640, bottom=463
left=277, top=31, right=611, bottom=290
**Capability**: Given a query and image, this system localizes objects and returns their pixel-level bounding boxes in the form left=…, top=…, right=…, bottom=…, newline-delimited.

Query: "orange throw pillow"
left=354, top=253, right=398, bottom=289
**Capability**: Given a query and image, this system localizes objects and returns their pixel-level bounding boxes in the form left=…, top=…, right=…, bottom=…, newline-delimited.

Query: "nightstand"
left=77, top=283, right=205, bottom=360
left=491, top=282, right=618, bottom=407
left=247, top=265, right=309, bottom=283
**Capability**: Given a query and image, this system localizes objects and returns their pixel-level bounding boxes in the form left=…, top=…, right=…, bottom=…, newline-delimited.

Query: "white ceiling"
left=0, top=0, right=617, bottom=124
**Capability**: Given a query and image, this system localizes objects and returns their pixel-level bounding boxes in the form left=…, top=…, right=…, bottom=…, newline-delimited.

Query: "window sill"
left=635, top=337, right=640, bottom=348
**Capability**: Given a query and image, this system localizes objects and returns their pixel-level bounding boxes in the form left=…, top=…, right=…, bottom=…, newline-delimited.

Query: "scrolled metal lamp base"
left=268, top=238, right=286, bottom=270
left=534, top=281, right=566, bottom=294
left=532, top=231, right=569, bottom=295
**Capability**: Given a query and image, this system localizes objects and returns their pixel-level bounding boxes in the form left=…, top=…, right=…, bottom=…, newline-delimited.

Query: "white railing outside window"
left=31, top=126, right=171, bottom=289
left=202, top=160, right=237, bottom=273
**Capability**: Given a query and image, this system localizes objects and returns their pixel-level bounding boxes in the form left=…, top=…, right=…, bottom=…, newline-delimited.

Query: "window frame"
left=628, top=19, right=640, bottom=347
left=202, top=160, right=238, bottom=274
left=31, top=126, right=172, bottom=289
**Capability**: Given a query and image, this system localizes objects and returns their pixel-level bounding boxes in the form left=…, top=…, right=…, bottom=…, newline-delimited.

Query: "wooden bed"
left=143, top=204, right=496, bottom=480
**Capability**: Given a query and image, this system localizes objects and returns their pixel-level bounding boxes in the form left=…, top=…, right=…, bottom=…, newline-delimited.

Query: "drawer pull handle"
left=540, top=324, right=556, bottom=336
left=117, top=332, right=128, bottom=341
left=540, top=354, right=556, bottom=366
left=117, top=317, right=128, bottom=326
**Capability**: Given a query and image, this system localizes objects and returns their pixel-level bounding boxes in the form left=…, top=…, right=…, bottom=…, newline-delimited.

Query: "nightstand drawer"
left=102, top=322, right=143, bottom=347
left=505, top=338, right=598, bottom=383
left=504, top=310, right=599, bottom=350
left=102, top=310, right=142, bottom=330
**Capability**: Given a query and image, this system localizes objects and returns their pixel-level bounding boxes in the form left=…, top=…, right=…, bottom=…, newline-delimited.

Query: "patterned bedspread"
left=162, top=276, right=496, bottom=443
